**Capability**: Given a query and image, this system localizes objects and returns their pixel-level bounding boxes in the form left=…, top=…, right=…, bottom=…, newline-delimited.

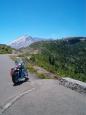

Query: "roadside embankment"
left=59, top=77, right=86, bottom=95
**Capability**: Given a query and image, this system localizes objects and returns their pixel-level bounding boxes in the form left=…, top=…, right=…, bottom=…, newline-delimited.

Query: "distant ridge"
left=8, top=35, right=86, bottom=49
left=63, top=37, right=86, bottom=44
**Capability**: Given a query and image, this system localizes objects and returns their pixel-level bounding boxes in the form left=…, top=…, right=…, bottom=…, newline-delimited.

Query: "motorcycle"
left=11, top=67, right=29, bottom=85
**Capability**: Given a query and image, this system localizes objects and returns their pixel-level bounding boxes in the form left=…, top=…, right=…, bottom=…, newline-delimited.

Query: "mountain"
left=8, top=35, right=41, bottom=49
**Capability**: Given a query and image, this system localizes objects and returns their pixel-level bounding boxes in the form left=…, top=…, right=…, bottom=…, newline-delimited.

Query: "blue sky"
left=0, top=0, right=86, bottom=44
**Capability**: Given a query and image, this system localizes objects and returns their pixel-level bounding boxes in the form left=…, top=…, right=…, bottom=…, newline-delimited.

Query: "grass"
left=37, top=73, right=50, bottom=79
left=27, top=64, right=37, bottom=73
left=27, top=64, right=51, bottom=79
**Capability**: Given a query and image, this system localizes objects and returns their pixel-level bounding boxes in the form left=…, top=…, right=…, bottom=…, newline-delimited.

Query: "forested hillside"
left=28, top=37, right=86, bottom=82
left=0, top=44, right=12, bottom=54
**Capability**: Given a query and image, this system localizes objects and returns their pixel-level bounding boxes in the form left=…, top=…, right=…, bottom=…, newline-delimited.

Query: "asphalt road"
left=0, top=55, right=86, bottom=115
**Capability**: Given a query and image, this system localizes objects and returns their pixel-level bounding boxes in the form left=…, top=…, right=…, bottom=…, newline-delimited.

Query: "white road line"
left=0, top=88, right=35, bottom=115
